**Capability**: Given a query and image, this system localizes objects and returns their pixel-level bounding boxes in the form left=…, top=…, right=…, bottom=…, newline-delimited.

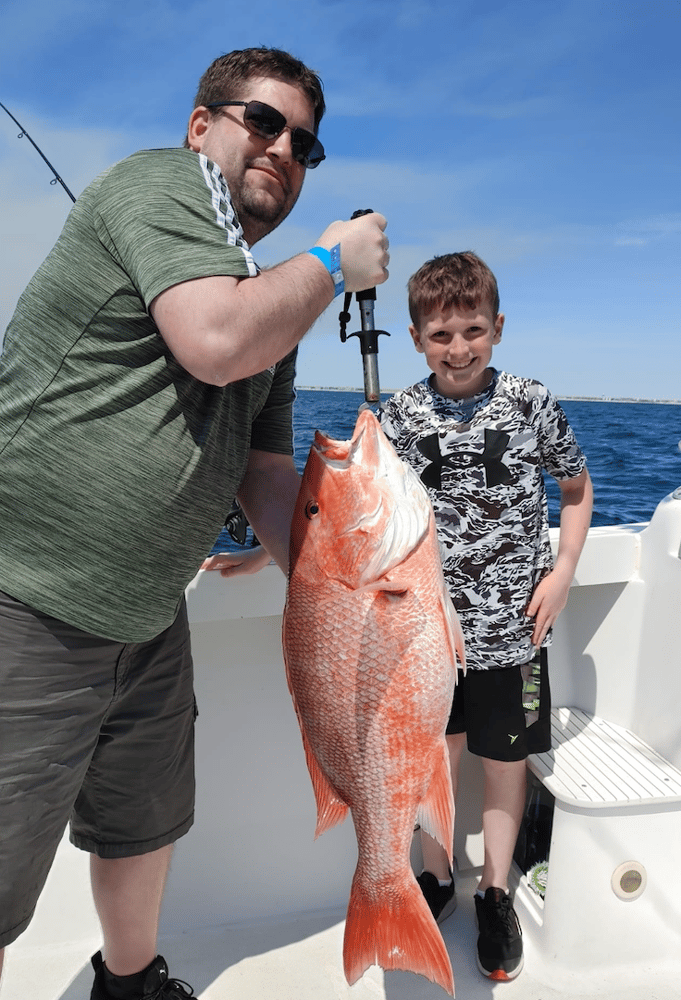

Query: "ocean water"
left=211, top=388, right=681, bottom=553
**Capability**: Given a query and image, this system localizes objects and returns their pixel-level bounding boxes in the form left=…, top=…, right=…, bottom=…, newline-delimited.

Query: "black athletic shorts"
left=0, top=589, right=196, bottom=949
left=446, top=649, right=551, bottom=761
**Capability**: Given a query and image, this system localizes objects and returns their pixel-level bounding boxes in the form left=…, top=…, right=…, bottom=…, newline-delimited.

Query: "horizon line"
left=296, top=387, right=681, bottom=405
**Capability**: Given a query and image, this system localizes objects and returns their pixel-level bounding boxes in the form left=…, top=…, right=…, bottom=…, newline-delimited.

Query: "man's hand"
left=201, top=546, right=272, bottom=578
left=315, top=212, right=389, bottom=292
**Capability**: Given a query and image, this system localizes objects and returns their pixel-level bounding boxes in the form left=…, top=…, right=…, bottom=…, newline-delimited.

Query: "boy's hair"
left=184, top=47, right=325, bottom=147
left=408, top=252, right=500, bottom=326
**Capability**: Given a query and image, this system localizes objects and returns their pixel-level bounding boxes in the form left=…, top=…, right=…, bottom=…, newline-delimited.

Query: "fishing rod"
left=339, top=208, right=390, bottom=405
left=0, top=102, right=76, bottom=203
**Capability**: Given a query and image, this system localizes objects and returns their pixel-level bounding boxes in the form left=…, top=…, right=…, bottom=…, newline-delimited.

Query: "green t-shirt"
left=0, top=148, right=296, bottom=641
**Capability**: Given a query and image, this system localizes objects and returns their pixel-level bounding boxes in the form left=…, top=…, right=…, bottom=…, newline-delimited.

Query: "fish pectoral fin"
left=416, top=743, right=455, bottom=865
left=299, top=729, right=349, bottom=837
left=343, top=871, right=454, bottom=995
left=441, top=591, right=466, bottom=673
left=357, top=577, right=410, bottom=597
left=282, top=633, right=349, bottom=838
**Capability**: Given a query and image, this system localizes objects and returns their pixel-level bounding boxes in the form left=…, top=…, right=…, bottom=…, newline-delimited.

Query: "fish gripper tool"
left=338, top=208, right=390, bottom=405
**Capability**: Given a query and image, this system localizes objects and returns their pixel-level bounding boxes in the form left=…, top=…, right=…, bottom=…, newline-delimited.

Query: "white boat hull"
left=4, top=490, right=681, bottom=998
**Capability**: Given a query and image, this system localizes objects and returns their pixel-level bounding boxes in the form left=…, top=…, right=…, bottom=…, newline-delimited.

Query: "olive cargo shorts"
left=0, top=590, right=196, bottom=949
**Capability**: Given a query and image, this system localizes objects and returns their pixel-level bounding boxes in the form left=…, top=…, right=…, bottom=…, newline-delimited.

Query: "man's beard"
left=234, top=168, right=301, bottom=242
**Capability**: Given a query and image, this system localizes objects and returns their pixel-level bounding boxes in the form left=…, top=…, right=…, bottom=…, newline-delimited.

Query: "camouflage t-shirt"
left=380, top=370, right=586, bottom=669
left=0, top=148, right=296, bottom=642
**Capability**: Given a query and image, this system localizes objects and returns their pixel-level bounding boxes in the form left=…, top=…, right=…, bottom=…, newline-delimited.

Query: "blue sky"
left=1, top=0, right=679, bottom=400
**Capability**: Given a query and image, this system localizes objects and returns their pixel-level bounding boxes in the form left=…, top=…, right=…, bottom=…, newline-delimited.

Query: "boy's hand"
left=528, top=468, right=592, bottom=646
left=525, top=566, right=573, bottom=647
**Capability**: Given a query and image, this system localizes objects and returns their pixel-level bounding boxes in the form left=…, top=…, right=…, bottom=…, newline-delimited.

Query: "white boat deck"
left=3, top=866, right=676, bottom=1000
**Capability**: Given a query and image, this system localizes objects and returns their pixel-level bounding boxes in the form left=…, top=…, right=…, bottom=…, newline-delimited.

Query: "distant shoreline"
left=296, top=386, right=681, bottom=406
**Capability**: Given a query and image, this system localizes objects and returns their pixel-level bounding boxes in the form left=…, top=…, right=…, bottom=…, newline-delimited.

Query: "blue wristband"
left=307, top=244, right=344, bottom=298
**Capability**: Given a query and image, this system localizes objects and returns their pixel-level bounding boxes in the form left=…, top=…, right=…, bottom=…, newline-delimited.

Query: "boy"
left=380, top=252, right=592, bottom=981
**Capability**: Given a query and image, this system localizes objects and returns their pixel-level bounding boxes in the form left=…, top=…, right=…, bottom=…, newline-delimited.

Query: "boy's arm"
left=525, top=467, right=593, bottom=647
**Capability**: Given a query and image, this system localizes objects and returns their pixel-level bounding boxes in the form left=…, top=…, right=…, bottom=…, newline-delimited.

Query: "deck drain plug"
left=611, top=861, right=647, bottom=901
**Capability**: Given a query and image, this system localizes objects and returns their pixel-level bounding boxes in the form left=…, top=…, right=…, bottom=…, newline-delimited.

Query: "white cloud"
left=614, top=214, right=681, bottom=247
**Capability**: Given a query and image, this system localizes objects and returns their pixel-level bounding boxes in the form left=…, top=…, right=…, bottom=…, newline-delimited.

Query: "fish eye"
left=305, top=500, right=320, bottom=519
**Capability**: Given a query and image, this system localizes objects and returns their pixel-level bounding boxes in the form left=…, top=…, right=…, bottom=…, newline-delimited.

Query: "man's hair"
left=185, top=47, right=325, bottom=147
left=408, top=252, right=500, bottom=326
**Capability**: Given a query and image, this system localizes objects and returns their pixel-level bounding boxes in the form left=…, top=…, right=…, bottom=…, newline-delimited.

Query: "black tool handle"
left=345, top=209, right=389, bottom=402
left=352, top=210, right=378, bottom=295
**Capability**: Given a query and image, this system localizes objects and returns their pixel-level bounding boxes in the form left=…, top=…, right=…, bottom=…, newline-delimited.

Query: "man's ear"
left=186, top=107, right=211, bottom=152
left=493, top=313, right=505, bottom=343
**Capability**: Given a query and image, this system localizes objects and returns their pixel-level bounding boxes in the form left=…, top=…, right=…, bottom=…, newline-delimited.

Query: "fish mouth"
left=314, top=411, right=432, bottom=586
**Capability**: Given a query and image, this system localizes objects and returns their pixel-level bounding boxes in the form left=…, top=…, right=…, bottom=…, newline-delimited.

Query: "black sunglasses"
left=205, top=100, right=325, bottom=169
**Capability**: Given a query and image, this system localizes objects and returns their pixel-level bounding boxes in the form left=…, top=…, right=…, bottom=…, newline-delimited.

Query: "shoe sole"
left=476, top=953, right=524, bottom=981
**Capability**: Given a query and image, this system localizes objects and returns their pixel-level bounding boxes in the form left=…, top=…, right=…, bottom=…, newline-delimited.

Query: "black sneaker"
left=90, top=951, right=194, bottom=999
left=416, top=868, right=457, bottom=923
left=474, top=887, right=523, bottom=980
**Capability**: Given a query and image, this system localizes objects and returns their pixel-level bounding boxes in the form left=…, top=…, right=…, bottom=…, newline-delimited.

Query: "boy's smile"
left=410, top=303, right=504, bottom=400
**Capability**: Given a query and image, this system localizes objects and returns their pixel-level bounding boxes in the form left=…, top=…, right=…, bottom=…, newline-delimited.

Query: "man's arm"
left=150, top=213, right=388, bottom=386
left=202, top=450, right=300, bottom=576
left=525, top=467, right=593, bottom=646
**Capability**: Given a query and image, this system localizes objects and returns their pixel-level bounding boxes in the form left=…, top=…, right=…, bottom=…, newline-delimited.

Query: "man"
left=0, top=47, right=388, bottom=999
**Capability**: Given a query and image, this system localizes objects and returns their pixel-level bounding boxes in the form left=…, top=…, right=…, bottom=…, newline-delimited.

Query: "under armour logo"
left=417, top=429, right=512, bottom=490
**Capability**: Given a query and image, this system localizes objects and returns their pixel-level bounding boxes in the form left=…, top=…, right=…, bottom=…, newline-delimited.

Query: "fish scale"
left=283, top=408, right=465, bottom=995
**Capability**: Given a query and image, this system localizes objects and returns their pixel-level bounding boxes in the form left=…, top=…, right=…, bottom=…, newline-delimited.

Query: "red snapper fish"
left=282, top=408, right=465, bottom=995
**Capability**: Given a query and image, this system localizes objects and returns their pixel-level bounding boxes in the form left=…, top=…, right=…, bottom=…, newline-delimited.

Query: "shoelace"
left=483, top=892, right=521, bottom=938
left=146, top=977, right=194, bottom=999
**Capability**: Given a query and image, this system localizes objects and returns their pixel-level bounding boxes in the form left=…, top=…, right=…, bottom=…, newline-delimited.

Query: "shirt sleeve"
left=249, top=349, right=298, bottom=456
left=531, top=383, right=586, bottom=481
left=91, top=149, right=258, bottom=307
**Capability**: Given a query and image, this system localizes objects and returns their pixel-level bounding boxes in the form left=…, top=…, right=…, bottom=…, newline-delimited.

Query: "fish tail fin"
left=343, top=873, right=455, bottom=996
left=416, top=742, right=455, bottom=865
